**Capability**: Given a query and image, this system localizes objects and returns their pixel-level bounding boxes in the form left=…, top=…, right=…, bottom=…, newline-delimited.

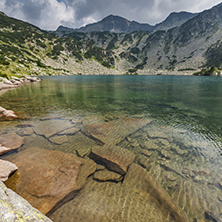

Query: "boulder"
left=2, top=78, right=13, bottom=85
left=94, top=169, right=123, bottom=182
left=0, top=132, right=24, bottom=156
left=90, top=145, right=135, bottom=175
left=0, top=106, right=18, bottom=119
left=0, top=159, right=18, bottom=182
left=0, top=145, right=11, bottom=156
left=0, top=106, right=6, bottom=113
left=0, top=181, right=52, bottom=222
left=2, top=109, right=18, bottom=118
left=83, top=117, right=151, bottom=145
left=5, top=147, right=97, bottom=215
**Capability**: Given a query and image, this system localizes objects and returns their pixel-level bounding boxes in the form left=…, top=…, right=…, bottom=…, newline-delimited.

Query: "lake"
left=1, top=75, right=222, bottom=222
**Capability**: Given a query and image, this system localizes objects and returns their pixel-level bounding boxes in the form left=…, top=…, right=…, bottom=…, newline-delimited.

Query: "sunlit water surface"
left=0, top=75, right=222, bottom=221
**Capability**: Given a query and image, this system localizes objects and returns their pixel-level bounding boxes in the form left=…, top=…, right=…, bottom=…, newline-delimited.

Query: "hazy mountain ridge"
left=1, top=2, right=222, bottom=76
left=56, top=12, right=197, bottom=35
left=56, top=15, right=154, bottom=36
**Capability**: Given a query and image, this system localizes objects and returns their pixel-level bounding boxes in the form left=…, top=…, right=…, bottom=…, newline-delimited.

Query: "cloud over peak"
left=1, top=0, right=221, bottom=30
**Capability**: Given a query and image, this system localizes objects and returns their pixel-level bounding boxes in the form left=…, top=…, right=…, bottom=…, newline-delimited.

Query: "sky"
left=0, top=0, right=222, bottom=30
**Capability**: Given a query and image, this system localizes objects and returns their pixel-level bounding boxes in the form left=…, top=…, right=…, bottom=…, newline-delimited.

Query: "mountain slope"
left=154, top=11, right=197, bottom=31
left=0, top=12, right=119, bottom=77
left=1, top=2, right=222, bottom=76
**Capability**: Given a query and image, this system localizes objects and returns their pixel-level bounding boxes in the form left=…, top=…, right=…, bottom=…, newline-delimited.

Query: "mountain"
left=1, top=2, right=222, bottom=76
left=154, top=11, right=198, bottom=31
left=56, top=12, right=198, bottom=36
left=0, top=12, right=118, bottom=76
left=56, top=15, right=154, bottom=35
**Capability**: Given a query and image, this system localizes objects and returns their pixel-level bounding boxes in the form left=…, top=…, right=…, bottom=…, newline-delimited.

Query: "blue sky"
left=0, top=0, right=222, bottom=30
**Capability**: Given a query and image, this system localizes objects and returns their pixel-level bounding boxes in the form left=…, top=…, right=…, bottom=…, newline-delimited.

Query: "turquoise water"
left=1, top=75, right=222, bottom=221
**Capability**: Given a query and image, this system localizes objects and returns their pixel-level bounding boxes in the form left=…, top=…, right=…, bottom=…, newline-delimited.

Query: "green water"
left=1, top=75, right=222, bottom=221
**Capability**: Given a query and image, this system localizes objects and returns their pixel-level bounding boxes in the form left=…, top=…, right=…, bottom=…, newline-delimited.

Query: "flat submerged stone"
left=50, top=163, right=188, bottom=222
left=0, top=132, right=24, bottom=156
left=5, top=147, right=97, bottom=215
left=90, top=145, right=135, bottom=175
left=84, top=117, right=151, bottom=144
left=94, top=169, right=123, bottom=182
left=33, top=119, right=74, bottom=138
left=123, top=164, right=188, bottom=222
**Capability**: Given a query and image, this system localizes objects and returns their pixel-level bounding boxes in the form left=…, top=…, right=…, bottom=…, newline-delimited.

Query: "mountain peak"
left=154, top=11, right=197, bottom=31
left=76, top=14, right=153, bottom=33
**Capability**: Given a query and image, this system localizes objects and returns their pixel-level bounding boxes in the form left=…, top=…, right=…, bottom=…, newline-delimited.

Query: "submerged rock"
left=57, top=127, right=79, bottom=135
left=50, top=163, right=188, bottom=222
left=0, top=159, right=18, bottom=182
left=5, top=147, right=97, bottom=215
left=23, top=127, right=34, bottom=136
left=83, top=117, right=151, bottom=145
left=0, top=181, right=52, bottom=222
left=123, top=164, right=188, bottom=222
left=33, top=119, right=74, bottom=138
left=0, top=132, right=24, bottom=156
left=94, top=169, right=123, bottom=182
left=0, top=106, right=18, bottom=119
left=90, top=145, right=135, bottom=175
left=137, top=155, right=150, bottom=170
left=49, top=135, right=69, bottom=145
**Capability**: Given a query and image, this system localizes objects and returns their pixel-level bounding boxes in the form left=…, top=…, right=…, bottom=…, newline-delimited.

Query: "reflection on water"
left=1, top=75, right=222, bottom=221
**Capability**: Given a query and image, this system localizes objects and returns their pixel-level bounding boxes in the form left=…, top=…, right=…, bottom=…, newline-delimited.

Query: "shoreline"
left=0, top=76, right=42, bottom=91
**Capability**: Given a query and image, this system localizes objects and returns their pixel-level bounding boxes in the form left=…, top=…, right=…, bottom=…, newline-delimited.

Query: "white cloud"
left=37, top=0, right=76, bottom=30
left=1, top=0, right=76, bottom=30
left=1, top=0, right=222, bottom=30
left=82, top=16, right=96, bottom=27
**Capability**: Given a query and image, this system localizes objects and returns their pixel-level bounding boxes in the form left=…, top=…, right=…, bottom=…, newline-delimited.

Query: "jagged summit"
left=154, top=11, right=197, bottom=31
left=55, top=11, right=199, bottom=34
left=76, top=14, right=154, bottom=33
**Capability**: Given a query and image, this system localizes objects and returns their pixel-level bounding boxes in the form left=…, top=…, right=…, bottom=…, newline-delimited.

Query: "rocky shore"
left=0, top=116, right=191, bottom=222
left=0, top=74, right=51, bottom=221
left=0, top=134, right=53, bottom=221
left=0, top=75, right=41, bottom=91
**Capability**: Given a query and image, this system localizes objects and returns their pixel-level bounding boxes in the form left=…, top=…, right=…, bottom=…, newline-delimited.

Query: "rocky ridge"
left=1, top=2, right=222, bottom=76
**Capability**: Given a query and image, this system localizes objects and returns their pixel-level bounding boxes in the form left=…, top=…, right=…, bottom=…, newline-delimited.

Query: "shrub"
left=0, top=72, right=8, bottom=78
left=36, top=59, right=46, bottom=68
left=102, top=61, right=111, bottom=68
